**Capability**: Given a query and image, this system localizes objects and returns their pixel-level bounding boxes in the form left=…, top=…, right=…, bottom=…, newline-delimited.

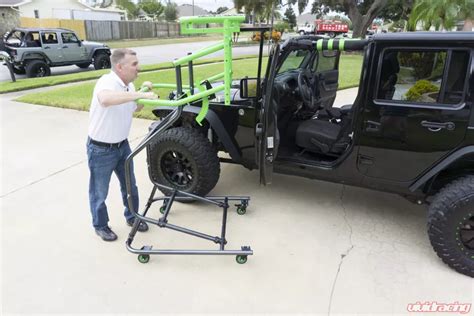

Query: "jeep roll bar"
left=136, top=15, right=246, bottom=125
left=313, top=38, right=368, bottom=51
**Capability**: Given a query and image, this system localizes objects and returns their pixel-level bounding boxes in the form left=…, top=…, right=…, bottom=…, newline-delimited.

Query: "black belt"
left=90, top=138, right=126, bottom=148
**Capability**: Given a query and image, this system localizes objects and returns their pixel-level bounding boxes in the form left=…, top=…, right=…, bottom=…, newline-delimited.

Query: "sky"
left=173, top=0, right=235, bottom=11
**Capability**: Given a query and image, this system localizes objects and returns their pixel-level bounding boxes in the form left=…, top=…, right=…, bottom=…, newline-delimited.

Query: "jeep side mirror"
left=78, top=40, right=82, bottom=46
left=240, top=77, right=258, bottom=99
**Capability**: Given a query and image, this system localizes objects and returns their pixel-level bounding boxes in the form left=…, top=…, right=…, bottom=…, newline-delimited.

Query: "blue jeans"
left=87, top=138, right=139, bottom=229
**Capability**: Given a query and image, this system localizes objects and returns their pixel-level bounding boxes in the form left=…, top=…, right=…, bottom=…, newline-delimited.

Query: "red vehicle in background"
left=315, top=19, right=349, bottom=37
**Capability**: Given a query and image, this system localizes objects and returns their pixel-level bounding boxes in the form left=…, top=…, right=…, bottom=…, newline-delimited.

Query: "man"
left=87, top=48, right=157, bottom=241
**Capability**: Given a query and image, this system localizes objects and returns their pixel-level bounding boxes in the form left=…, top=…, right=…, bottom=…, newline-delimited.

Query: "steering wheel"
left=297, top=69, right=319, bottom=111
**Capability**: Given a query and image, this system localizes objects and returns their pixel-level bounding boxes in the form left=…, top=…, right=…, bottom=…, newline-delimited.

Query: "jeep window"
left=22, top=32, right=41, bottom=47
left=41, top=32, right=58, bottom=44
left=277, top=49, right=310, bottom=74
left=5, top=31, right=24, bottom=47
left=376, top=49, right=470, bottom=106
left=312, top=51, right=337, bottom=72
left=61, top=33, right=79, bottom=44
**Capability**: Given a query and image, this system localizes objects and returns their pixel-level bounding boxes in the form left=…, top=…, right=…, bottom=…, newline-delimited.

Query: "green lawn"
left=16, top=54, right=363, bottom=120
left=104, top=35, right=223, bottom=48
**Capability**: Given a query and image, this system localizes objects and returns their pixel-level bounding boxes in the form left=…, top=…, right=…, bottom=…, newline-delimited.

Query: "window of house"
left=34, top=9, right=39, bottom=19
left=376, top=49, right=470, bottom=106
left=61, top=32, right=79, bottom=44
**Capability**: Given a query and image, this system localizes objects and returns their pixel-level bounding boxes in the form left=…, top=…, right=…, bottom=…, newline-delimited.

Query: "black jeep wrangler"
left=147, top=32, right=474, bottom=277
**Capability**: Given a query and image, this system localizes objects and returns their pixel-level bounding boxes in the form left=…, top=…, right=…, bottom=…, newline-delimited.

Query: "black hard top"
left=373, top=31, right=474, bottom=42
left=11, top=27, right=74, bottom=33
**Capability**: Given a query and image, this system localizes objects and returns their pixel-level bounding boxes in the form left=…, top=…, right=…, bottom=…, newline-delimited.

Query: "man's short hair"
left=111, top=48, right=137, bottom=67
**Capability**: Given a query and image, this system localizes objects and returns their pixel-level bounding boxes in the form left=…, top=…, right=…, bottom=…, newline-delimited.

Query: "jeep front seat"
left=295, top=117, right=352, bottom=155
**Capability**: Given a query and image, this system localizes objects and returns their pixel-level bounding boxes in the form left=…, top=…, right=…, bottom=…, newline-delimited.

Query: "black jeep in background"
left=147, top=32, right=474, bottom=277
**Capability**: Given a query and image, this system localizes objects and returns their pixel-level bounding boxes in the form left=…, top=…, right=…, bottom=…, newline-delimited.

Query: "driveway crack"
left=328, top=185, right=355, bottom=315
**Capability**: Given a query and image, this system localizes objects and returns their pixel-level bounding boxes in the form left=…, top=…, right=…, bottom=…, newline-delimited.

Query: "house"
left=177, top=4, right=208, bottom=17
left=0, top=0, right=30, bottom=35
left=18, top=0, right=125, bottom=20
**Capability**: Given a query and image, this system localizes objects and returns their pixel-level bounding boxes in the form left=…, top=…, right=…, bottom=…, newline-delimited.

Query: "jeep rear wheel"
left=76, top=62, right=91, bottom=69
left=148, top=127, right=220, bottom=197
left=93, top=53, right=111, bottom=70
left=428, top=176, right=474, bottom=277
left=26, top=60, right=50, bottom=78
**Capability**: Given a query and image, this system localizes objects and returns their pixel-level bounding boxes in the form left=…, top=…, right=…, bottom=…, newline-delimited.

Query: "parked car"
left=0, top=27, right=111, bottom=78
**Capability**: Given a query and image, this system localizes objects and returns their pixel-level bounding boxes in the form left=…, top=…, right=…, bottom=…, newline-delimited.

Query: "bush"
left=399, top=51, right=446, bottom=80
left=405, top=80, right=439, bottom=101
left=251, top=30, right=281, bottom=42
left=274, top=21, right=289, bottom=34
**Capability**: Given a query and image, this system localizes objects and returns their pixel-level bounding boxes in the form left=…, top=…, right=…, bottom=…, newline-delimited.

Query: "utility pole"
left=192, top=0, right=194, bottom=16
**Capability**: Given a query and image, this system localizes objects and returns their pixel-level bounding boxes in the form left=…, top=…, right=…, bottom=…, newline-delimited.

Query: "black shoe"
left=95, top=226, right=118, bottom=241
left=127, top=218, right=149, bottom=232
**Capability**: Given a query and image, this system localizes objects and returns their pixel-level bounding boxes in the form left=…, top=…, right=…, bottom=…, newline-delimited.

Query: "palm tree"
left=409, top=0, right=468, bottom=31
left=459, top=0, right=474, bottom=31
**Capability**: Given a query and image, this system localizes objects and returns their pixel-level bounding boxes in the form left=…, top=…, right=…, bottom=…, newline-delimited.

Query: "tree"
left=308, top=0, right=389, bottom=38
left=164, top=1, right=178, bottom=22
left=116, top=0, right=140, bottom=19
left=378, top=0, right=413, bottom=22
left=216, top=6, right=229, bottom=14
left=138, top=0, right=164, bottom=20
left=409, top=0, right=474, bottom=31
left=283, top=6, right=297, bottom=28
left=459, top=0, right=474, bottom=30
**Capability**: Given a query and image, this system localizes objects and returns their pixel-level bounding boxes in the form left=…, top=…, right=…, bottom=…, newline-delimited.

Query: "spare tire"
left=147, top=127, right=220, bottom=197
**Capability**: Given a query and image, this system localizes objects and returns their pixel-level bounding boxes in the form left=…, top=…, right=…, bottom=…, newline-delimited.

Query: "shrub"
left=405, top=80, right=439, bottom=101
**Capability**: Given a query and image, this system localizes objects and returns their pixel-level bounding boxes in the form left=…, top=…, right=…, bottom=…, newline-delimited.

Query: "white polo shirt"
left=88, top=71, right=137, bottom=143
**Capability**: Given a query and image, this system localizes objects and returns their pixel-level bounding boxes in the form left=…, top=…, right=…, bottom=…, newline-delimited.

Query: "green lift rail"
left=137, top=15, right=246, bottom=125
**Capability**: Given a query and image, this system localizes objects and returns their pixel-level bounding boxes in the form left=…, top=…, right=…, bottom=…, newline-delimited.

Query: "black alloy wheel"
left=161, top=150, right=194, bottom=190
left=460, top=216, right=474, bottom=252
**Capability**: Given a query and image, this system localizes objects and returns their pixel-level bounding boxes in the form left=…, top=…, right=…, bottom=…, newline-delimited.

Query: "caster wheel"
left=138, top=254, right=150, bottom=263
left=236, top=255, right=247, bottom=264
left=236, top=206, right=246, bottom=215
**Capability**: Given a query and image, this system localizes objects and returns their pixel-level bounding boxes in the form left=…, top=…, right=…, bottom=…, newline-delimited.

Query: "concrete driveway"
left=1, top=87, right=472, bottom=314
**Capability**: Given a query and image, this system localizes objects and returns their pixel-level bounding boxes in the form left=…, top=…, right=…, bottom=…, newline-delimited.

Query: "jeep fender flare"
left=91, top=48, right=110, bottom=60
left=22, top=52, right=51, bottom=64
left=409, top=145, right=474, bottom=192
left=152, top=105, right=242, bottom=163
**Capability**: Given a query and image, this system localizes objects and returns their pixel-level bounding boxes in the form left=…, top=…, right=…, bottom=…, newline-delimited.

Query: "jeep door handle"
left=421, top=120, right=455, bottom=132
left=44, top=46, right=50, bottom=49
left=364, top=120, right=381, bottom=132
